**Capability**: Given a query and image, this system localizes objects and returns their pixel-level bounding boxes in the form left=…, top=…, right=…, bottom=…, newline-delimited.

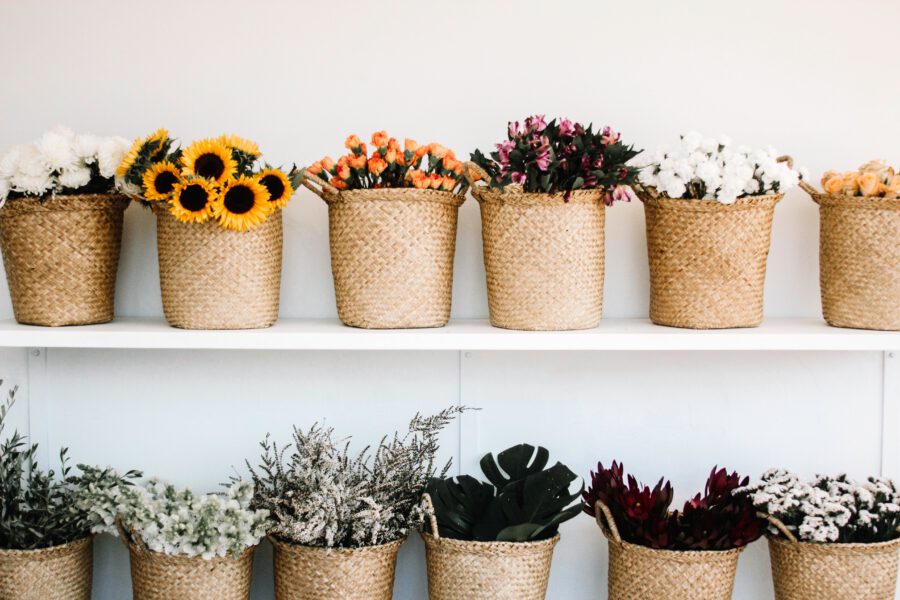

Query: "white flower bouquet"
left=629, top=132, right=805, bottom=204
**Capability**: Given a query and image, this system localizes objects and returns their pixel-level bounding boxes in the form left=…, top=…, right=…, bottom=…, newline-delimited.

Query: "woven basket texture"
left=473, top=186, right=605, bottom=331
left=322, top=187, right=464, bottom=329
left=809, top=189, right=900, bottom=330
left=156, top=207, right=282, bottom=330
left=270, top=536, right=403, bottom=600
left=768, top=535, right=900, bottom=600
left=421, top=531, right=558, bottom=600
left=0, top=194, right=128, bottom=326
left=641, top=191, right=781, bottom=329
left=0, top=537, right=93, bottom=600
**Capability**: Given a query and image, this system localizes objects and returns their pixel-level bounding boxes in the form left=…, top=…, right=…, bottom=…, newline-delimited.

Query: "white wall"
left=0, top=1, right=898, bottom=599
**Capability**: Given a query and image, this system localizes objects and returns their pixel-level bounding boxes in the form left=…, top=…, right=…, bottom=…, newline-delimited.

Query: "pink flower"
left=559, top=118, right=575, bottom=137
left=605, top=185, right=634, bottom=206
left=508, top=121, right=521, bottom=139
left=525, top=114, right=547, bottom=133
left=496, top=140, right=515, bottom=163
left=510, top=172, right=526, bottom=185
left=601, top=126, right=620, bottom=146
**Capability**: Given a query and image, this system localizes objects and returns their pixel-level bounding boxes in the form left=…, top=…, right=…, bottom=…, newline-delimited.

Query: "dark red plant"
left=583, top=462, right=762, bottom=551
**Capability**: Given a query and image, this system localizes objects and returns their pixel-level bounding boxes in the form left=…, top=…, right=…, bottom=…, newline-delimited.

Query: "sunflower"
left=142, top=161, right=181, bottom=201
left=213, top=176, right=272, bottom=231
left=181, top=139, right=236, bottom=184
left=169, top=178, right=217, bottom=224
left=116, top=128, right=170, bottom=178
left=216, top=134, right=260, bottom=157
left=256, top=168, right=294, bottom=209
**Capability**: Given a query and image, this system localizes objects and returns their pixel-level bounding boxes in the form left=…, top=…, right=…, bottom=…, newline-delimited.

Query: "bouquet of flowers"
left=820, top=160, right=900, bottom=198
left=0, top=126, right=131, bottom=207
left=111, top=479, right=269, bottom=559
left=117, top=129, right=301, bottom=231
left=629, top=132, right=805, bottom=204
left=470, top=115, right=640, bottom=203
left=247, top=406, right=464, bottom=549
left=308, top=132, right=467, bottom=193
left=583, top=461, right=763, bottom=551
left=738, top=469, right=900, bottom=544
left=0, top=381, right=140, bottom=550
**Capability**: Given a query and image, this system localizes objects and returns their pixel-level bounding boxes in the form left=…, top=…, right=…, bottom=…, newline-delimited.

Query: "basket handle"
left=464, top=161, right=492, bottom=190
left=115, top=515, right=148, bottom=554
left=301, top=170, right=340, bottom=203
left=798, top=179, right=821, bottom=203
left=758, top=512, right=799, bottom=543
left=421, top=493, right=440, bottom=540
left=594, top=500, right=623, bottom=543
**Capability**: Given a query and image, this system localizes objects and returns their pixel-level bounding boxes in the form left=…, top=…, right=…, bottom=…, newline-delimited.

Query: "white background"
left=1, top=1, right=899, bottom=598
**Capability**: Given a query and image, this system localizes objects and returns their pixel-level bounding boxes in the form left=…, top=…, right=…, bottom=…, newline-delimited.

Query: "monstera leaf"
left=480, top=444, right=550, bottom=489
left=425, top=475, right=495, bottom=540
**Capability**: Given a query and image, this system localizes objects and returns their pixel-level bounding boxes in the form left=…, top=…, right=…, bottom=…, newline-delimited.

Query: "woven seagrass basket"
left=421, top=494, right=558, bottom=600
left=763, top=514, right=900, bottom=600
left=799, top=180, right=900, bottom=330
left=119, top=519, right=254, bottom=600
left=595, top=501, right=743, bottom=600
left=0, top=194, right=129, bottom=326
left=155, top=206, right=282, bottom=329
left=302, top=172, right=464, bottom=329
left=270, top=535, right=403, bottom=600
left=0, top=537, right=93, bottom=600
left=466, top=162, right=605, bottom=331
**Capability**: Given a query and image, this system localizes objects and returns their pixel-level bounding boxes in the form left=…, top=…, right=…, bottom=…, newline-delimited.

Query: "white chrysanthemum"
left=36, top=126, right=78, bottom=171
left=58, top=164, right=92, bottom=190
left=97, top=136, right=130, bottom=178
left=10, top=171, right=54, bottom=196
left=0, top=145, right=24, bottom=178
left=0, top=177, right=9, bottom=206
left=681, top=131, right=703, bottom=152
left=14, top=144, right=47, bottom=177
left=74, top=134, right=101, bottom=162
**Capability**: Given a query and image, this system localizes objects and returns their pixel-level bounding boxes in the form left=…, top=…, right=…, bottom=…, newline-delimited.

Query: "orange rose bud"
left=404, top=139, right=419, bottom=152
left=337, top=155, right=349, bottom=167
left=387, top=138, right=400, bottom=152
left=349, top=154, right=367, bottom=169
left=841, top=172, right=860, bottom=196
left=823, top=174, right=844, bottom=195
left=396, top=153, right=406, bottom=166
left=322, top=156, right=336, bottom=173
left=441, top=176, right=456, bottom=191
left=368, top=154, right=388, bottom=177
left=344, top=134, right=362, bottom=151
left=308, top=161, right=323, bottom=175
left=453, top=162, right=464, bottom=176
left=429, top=143, right=449, bottom=159
left=384, top=149, right=398, bottom=164
left=443, top=156, right=461, bottom=172
left=858, top=172, right=885, bottom=197
left=409, top=170, right=429, bottom=189
left=820, top=170, right=839, bottom=189
left=337, top=164, right=351, bottom=180
left=371, top=131, right=389, bottom=148
left=429, top=173, right=443, bottom=189
left=331, top=177, right=348, bottom=190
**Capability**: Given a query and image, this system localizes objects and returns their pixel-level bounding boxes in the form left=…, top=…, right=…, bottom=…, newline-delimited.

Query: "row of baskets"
left=6, top=502, right=898, bottom=600
left=0, top=165, right=897, bottom=331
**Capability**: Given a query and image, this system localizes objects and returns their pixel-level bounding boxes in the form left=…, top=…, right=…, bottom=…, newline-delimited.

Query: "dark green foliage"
left=426, top=444, right=583, bottom=543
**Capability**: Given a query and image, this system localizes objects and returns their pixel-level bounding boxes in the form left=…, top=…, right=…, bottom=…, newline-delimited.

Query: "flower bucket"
left=466, top=162, right=605, bottom=331
left=302, top=172, right=464, bottom=329
left=0, top=194, right=129, bottom=326
left=270, top=535, right=403, bottom=600
left=640, top=187, right=782, bottom=329
left=762, top=514, right=900, bottom=600
left=594, top=501, right=743, bottom=600
left=155, top=206, right=282, bottom=329
left=799, top=180, right=900, bottom=330
left=119, top=520, right=254, bottom=600
left=0, top=537, right=93, bottom=600
left=420, top=495, right=558, bottom=600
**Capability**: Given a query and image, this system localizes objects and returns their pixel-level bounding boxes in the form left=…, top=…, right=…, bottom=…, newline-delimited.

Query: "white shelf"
left=0, top=317, right=897, bottom=351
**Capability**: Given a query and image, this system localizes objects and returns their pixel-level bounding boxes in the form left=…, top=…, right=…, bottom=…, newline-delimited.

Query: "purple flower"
left=601, top=126, right=620, bottom=146
left=559, top=118, right=575, bottom=137
left=581, top=154, right=592, bottom=171
left=593, top=155, right=604, bottom=169
left=510, top=171, right=527, bottom=185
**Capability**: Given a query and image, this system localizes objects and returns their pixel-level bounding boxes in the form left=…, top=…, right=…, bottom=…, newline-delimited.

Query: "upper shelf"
left=0, top=318, right=897, bottom=351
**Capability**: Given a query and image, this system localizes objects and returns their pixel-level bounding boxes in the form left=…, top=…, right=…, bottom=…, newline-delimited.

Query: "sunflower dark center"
left=154, top=171, right=178, bottom=194
left=195, top=153, right=225, bottom=179
left=260, top=174, right=286, bottom=202
left=180, top=184, right=209, bottom=212
left=223, top=185, right=255, bottom=214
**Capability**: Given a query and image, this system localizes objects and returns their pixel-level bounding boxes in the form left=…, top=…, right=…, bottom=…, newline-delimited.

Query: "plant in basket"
left=109, top=478, right=269, bottom=600
left=627, top=133, right=806, bottom=329
left=0, top=127, right=133, bottom=326
left=117, top=130, right=302, bottom=330
left=0, top=380, right=141, bottom=600
left=422, top=444, right=583, bottom=600
left=304, top=132, right=467, bottom=329
left=583, top=461, right=762, bottom=600
left=802, top=161, right=900, bottom=331
left=247, top=406, right=465, bottom=600
left=738, top=469, right=900, bottom=600
left=467, top=116, right=640, bottom=331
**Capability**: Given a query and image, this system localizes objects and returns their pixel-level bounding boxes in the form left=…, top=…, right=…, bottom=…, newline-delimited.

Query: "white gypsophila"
left=626, top=132, right=803, bottom=204
left=737, top=469, right=900, bottom=544
left=96, top=137, right=130, bottom=179
left=36, top=126, right=78, bottom=171
left=58, top=163, right=92, bottom=190
left=115, top=479, right=269, bottom=560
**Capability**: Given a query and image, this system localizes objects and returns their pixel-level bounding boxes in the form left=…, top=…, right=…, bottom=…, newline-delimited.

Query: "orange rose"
left=368, top=154, right=388, bottom=177
left=331, top=177, right=348, bottom=190
left=440, top=176, right=457, bottom=191
left=348, top=154, right=367, bottom=169
left=344, top=134, right=362, bottom=151
left=387, top=138, right=400, bottom=152
left=429, top=173, right=443, bottom=189
left=885, top=176, right=900, bottom=198
left=409, top=169, right=429, bottom=189
left=404, top=139, right=419, bottom=153
left=841, top=172, right=860, bottom=196
left=442, top=156, right=461, bottom=172
left=429, top=143, right=449, bottom=159
left=371, top=131, right=389, bottom=148
left=321, top=156, right=335, bottom=173
left=384, top=148, right=398, bottom=164
left=307, top=161, right=323, bottom=175
left=396, top=153, right=406, bottom=166
left=823, top=174, right=844, bottom=195
left=820, top=170, right=840, bottom=189
left=414, top=146, right=429, bottom=159
left=337, top=155, right=349, bottom=167
left=858, top=172, right=885, bottom=197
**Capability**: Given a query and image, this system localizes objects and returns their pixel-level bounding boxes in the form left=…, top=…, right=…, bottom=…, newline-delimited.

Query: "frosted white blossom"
left=96, top=137, right=130, bottom=179
left=58, top=163, right=92, bottom=190
left=627, top=132, right=805, bottom=204
left=36, top=126, right=78, bottom=171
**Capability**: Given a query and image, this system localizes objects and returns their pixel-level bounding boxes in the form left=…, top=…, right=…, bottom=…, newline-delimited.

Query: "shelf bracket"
left=25, top=347, right=51, bottom=466
left=883, top=351, right=900, bottom=479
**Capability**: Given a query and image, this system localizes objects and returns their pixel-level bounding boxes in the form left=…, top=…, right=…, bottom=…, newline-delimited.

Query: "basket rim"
left=812, top=192, right=900, bottom=210
left=324, top=187, right=465, bottom=208
left=267, top=534, right=406, bottom=556
left=767, top=533, right=900, bottom=552
left=0, top=193, right=130, bottom=217
left=638, top=187, right=782, bottom=212
left=0, top=535, right=92, bottom=558
left=606, top=535, right=746, bottom=561
left=471, top=185, right=604, bottom=206
left=419, top=530, right=560, bottom=551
